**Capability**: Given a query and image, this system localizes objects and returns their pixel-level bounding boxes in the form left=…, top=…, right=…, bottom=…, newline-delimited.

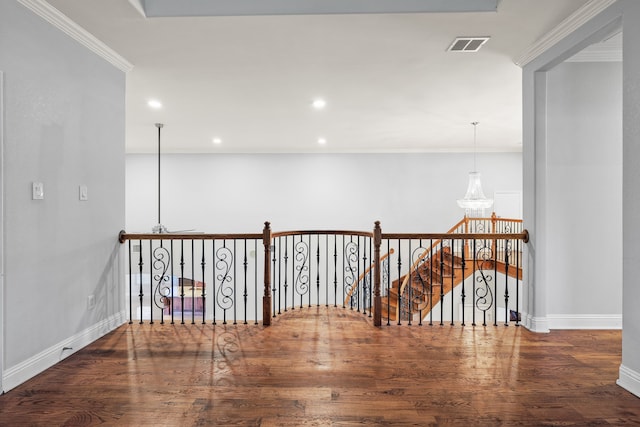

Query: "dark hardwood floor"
left=1, top=307, right=639, bottom=426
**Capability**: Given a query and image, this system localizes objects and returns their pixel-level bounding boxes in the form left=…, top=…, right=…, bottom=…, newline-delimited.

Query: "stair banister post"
left=373, top=221, right=382, bottom=327
left=262, top=221, right=272, bottom=326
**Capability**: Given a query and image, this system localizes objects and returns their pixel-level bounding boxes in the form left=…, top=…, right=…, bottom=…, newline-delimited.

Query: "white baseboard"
left=548, top=314, right=622, bottom=330
left=618, top=364, right=640, bottom=398
left=2, top=311, right=126, bottom=393
left=524, top=314, right=550, bottom=333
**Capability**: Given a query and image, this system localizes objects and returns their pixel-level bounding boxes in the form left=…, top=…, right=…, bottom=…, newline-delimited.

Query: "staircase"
left=379, top=216, right=524, bottom=324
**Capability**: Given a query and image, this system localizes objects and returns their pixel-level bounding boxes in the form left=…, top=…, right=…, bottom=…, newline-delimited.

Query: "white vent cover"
left=447, top=37, right=490, bottom=52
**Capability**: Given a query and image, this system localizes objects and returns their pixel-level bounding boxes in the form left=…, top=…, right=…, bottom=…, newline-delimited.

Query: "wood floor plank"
left=0, top=306, right=639, bottom=426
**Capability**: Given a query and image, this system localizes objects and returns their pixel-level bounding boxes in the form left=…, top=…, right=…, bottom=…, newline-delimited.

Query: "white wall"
left=523, top=0, right=640, bottom=399
left=126, top=152, right=522, bottom=234
left=0, top=2, right=125, bottom=391
left=546, top=61, right=622, bottom=326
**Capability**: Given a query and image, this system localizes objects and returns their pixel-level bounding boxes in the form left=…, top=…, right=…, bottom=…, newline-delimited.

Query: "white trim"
left=525, top=314, right=550, bottom=333
left=1, top=311, right=126, bottom=393
left=617, top=364, right=640, bottom=398
left=514, top=0, right=617, bottom=67
left=0, top=71, right=4, bottom=394
left=547, top=314, right=622, bottom=330
left=127, top=0, right=147, bottom=18
left=16, top=0, right=133, bottom=72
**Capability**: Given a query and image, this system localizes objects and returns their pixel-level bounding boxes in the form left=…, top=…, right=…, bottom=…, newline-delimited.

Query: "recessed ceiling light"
left=212, top=137, right=222, bottom=145
left=147, top=99, right=162, bottom=109
left=317, top=137, right=327, bottom=145
left=312, top=98, right=327, bottom=110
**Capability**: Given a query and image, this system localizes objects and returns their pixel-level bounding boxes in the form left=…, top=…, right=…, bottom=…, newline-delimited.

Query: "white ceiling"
left=44, top=0, right=592, bottom=153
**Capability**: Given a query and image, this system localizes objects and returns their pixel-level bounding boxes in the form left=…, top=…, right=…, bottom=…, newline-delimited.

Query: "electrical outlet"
left=32, top=182, right=44, bottom=200
left=79, top=185, right=88, bottom=201
left=87, top=294, right=95, bottom=309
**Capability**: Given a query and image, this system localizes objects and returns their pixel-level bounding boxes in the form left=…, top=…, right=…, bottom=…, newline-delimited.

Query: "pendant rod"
left=155, top=123, right=163, bottom=226
left=471, top=121, right=478, bottom=172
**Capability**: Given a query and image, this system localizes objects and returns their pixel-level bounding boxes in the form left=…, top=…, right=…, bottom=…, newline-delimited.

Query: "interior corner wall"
left=125, top=152, right=522, bottom=234
left=0, top=2, right=126, bottom=391
left=545, top=61, right=622, bottom=328
left=620, top=0, right=640, bottom=398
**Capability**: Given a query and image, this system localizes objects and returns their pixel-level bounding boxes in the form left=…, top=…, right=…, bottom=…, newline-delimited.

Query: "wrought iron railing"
left=118, top=216, right=528, bottom=327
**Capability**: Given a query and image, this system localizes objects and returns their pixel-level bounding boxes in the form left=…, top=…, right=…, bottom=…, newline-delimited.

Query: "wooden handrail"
left=343, top=249, right=394, bottom=306
left=119, top=231, right=262, bottom=243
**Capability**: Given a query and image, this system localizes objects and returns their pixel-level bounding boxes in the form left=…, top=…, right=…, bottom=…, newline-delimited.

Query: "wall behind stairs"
left=125, top=152, right=522, bottom=234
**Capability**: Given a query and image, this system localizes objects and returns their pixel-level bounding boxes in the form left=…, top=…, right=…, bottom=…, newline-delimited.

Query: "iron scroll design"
left=294, top=238, right=310, bottom=300
left=215, top=245, right=234, bottom=311
left=343, top=240, right=359, bottom=305
left=152, top=246, right=172, bottom=309
left=474, top=241, right=494, bottom=315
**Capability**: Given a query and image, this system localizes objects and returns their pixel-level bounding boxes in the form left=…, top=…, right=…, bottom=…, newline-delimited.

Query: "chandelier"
left=457, top=121, right=493, bottom=217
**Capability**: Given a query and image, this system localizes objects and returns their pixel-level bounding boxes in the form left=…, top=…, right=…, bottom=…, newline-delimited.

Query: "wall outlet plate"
left=32, top=182, right=44, bottom=200
left=79, top=185, right=88, bottom=201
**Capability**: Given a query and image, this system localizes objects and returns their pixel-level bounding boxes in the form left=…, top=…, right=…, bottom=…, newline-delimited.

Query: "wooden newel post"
left=262, top=221, right=272, bottom=326
left=373, top=221, right=382, bottom=327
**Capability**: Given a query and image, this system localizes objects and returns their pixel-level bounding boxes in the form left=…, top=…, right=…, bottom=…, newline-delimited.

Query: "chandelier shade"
left=457, top=122, right=493, bottom=215
left=457, top=171, right=493, bottom=209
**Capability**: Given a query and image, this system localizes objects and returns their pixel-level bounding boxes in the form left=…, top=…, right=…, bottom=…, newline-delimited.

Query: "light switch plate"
left=32, top=182, right=44, bottom=200
left=79, top=185, right=88, bottom=201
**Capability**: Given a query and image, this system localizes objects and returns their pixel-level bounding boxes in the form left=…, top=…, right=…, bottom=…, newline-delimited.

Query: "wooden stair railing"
left=381, top=214, right=524, bottom=324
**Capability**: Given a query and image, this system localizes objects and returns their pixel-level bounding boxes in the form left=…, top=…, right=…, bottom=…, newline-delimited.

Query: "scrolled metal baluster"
left=344, top=237, right=359, bottom=310
left=180, top=240, right=185, bottom=325
left=503, top=239, right=511, bottom=326
left=216, top=241, right=234, bottom=325
left=212, top=240, right=216, bottom=325
left=294, top=236, right=310, bottom=309
left=475, top=240, right=494, bottom=326
left=152, top=246, right=172, bottom=320
left=170, top=240, right=175, bottom=325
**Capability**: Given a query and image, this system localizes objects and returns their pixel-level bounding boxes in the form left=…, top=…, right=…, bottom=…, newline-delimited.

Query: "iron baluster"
left=191, top=239, right=195, bottom=325
left=461, top=238, right=466, bottom=327
left=255, top=239, right=259, bottom=325
left=234, top=239, right=237, bottom=325
left=180, top=240, right=185, bottom=325
left=504, top=239, right=510, bottom=326
left=386, top=239, right=390, bottom=326
left=202, top=240, right=206, bottom=325
left=316, top=235, right=320, bottom=307
left=128, top=240, right=132, bottom=324
left=333, top=236, right=338, bottom=307
left=212, top=240, right=216, bottom=325
left=439, top=240, right=444, bottom=326
left=283, top=236, right=289, bottom=312
left=273, top=237, right=278, bottom=316
left=451, top=238, right=455, bottom=326
left=407, top=239, right=412, bottom=325
left=137, top=240, right=144, bottom=324
left=243, top=239, right=249, bottom=325
left=429, top=239, right=434, bottom=327
left=397, top=239, right=402, bottom=325
left=170, top=240, right=174, bottom=325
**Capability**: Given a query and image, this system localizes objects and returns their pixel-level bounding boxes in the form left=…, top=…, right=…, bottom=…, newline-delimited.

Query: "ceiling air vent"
left=447, top=37, right=490, bottom=52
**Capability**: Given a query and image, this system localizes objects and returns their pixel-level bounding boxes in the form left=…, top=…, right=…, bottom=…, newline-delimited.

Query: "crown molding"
left=17, top=0, right=134, bottom=72
left=514, top=0, right=617, bottom=67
